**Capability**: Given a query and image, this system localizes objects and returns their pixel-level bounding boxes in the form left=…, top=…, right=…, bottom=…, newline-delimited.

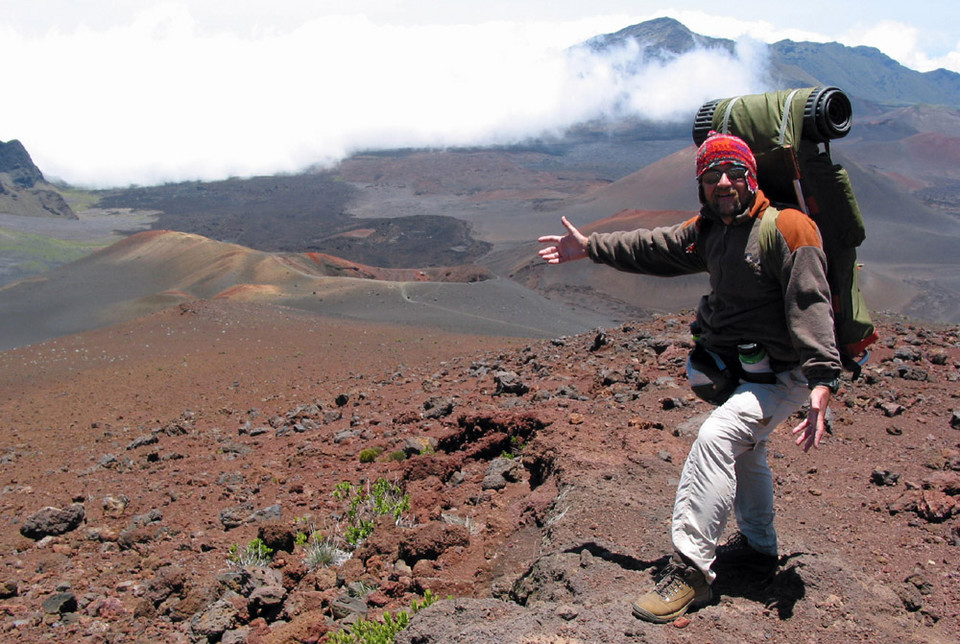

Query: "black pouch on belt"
left=686, top=342, right=739, bottom=405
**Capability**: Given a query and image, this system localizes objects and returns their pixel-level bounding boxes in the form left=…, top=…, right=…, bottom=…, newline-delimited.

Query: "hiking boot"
left=714, top=532, right=778, bottom=573
left=632, top=559, right=712, bottom=623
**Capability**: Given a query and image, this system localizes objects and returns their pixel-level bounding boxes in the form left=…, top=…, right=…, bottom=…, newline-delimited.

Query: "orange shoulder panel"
left=773, top=208, right=822, bottom=252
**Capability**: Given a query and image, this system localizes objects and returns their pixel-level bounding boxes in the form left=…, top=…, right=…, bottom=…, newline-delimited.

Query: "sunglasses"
left=700, top=165, right=749, bottom=185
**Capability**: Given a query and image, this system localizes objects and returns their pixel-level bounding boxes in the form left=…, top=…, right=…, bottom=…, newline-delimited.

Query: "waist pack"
left=686, top=342, right=776, bottom=405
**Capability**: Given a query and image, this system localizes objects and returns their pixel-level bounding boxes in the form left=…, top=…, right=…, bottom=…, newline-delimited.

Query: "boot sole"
left=632, top=603, right=686, bottom=624
left=631, top=590, right=712, bottom=624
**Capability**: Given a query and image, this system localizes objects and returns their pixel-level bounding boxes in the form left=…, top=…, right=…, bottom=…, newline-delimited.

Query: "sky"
left=2, top=1, right=958, bottom=188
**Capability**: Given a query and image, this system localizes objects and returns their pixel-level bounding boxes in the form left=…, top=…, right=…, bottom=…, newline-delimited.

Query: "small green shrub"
left=226, top=538, right=274, bottom=568
left=293, top=516, right=312, bottom=546
left=358, top=446, right=384, bottom=463
left=333, top=478, right=410, bottom=548
left=327, top=590, right=438, bottom=644
left=501, top=435, right=525, bottom=459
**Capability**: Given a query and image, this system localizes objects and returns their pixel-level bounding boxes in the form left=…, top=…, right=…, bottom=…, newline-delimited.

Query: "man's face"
left=700, top=163, right=751, bottom=219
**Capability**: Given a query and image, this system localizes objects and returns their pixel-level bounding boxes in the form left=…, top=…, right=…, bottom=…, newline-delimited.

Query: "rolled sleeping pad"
left=803, top=86, right=852, bottom=143
left=691, top=86, right=852, bottom=147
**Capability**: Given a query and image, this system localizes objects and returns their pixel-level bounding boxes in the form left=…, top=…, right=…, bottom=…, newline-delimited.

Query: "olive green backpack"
left=693, top=86, right=878, bottom=376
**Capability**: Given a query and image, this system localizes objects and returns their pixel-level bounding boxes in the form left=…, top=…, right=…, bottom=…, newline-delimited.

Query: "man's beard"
left=708, top=190, right=743, bottom=216
left=703, top=189, right=755, bottom=219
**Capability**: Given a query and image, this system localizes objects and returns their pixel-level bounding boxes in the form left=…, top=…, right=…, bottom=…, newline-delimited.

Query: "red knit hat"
left=696, top=131, right=758, bottom=191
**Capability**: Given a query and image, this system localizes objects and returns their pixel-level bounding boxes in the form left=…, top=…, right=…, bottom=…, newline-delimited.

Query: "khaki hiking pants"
left=671, top=367, right=810, bottom=583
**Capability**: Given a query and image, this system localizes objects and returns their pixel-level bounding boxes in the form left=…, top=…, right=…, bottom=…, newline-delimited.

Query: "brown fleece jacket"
left=586, top=190, right=842, bottom=385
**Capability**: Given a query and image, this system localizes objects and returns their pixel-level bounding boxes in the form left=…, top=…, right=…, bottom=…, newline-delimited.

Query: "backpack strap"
left=720, top=97, right=740, bottom=134
left=757, top=206, right=781, bottom=282
left=778, top=89, right=802, bottom=146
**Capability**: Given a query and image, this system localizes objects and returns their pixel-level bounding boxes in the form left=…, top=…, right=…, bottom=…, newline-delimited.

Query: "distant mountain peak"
left=584, top=16, right=734, bottom=62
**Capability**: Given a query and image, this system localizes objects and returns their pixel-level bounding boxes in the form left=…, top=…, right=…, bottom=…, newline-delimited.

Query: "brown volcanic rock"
left=0, top=304, right=958, bottom=642
left=19, top=503, right=86, bottom=540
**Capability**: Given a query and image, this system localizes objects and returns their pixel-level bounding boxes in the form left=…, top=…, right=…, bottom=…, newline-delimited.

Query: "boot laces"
left=654, top=563, right=690, bottom=599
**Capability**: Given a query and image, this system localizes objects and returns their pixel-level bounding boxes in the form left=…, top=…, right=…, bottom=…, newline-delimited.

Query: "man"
left=537, top=132, right=842, bottom=623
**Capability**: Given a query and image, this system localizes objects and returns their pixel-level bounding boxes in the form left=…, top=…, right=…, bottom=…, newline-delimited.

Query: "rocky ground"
left=0, top=301, right=958, bottom=643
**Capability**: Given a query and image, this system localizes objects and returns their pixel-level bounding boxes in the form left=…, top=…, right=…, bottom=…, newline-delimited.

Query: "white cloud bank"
left=1, top=7, right=774, bottom=188
left=842, top=20, right=960, bottom=74
left=7, top=4, right=956, bottom=189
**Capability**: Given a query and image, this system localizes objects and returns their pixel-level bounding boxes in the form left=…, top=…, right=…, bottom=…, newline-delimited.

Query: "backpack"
left=692, top=86, right=879, bottom=377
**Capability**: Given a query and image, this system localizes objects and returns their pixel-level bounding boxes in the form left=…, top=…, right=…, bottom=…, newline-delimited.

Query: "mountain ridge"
left=769, top=40, right=960, bottom=109
left=582, top=16, right=960, bottom=110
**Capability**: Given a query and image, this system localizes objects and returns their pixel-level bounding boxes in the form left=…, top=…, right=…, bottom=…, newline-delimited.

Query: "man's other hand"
left=792, top=386, right=832, bottom=452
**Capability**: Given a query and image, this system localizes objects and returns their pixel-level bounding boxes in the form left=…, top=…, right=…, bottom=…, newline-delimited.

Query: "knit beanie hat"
left=695, top=131, right=758, bottom=192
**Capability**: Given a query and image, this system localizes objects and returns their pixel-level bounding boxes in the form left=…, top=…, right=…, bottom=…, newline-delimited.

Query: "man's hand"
left=538, top=216, right=589, bottom=264
left=791, top=385, right=832, bottom=452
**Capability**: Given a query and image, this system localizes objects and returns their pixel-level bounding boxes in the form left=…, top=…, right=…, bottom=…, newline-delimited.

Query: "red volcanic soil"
left=0, top=301, right=519, bottom=638
left=0, top=300, right=510, bottom=449
left=0, top=301, right=958, bottom=643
